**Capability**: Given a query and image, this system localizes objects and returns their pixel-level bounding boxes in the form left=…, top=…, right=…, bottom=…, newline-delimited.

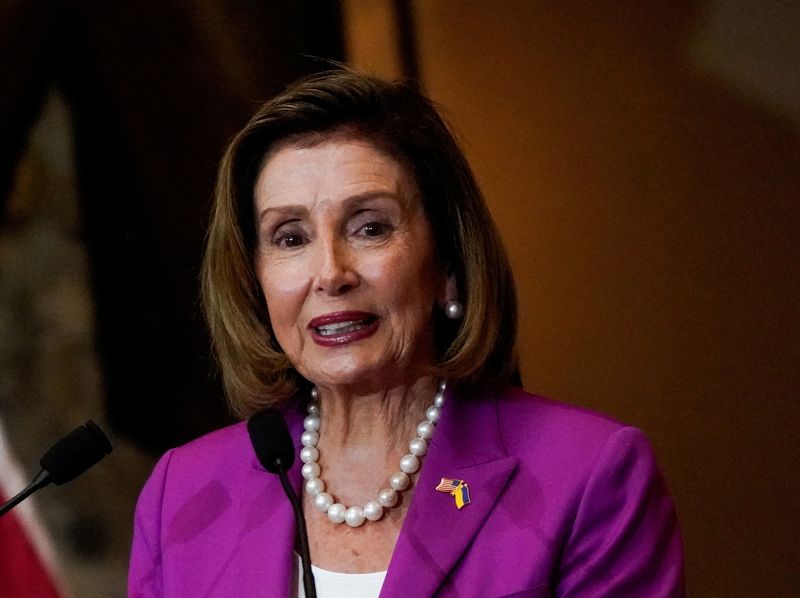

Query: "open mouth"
left=308, top=311, right=379, bottom=346
left=314, top=316, right=377, bottom=336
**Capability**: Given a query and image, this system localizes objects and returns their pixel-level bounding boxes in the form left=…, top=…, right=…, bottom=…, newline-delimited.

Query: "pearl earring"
left=444, top=300, right=464, bottom=319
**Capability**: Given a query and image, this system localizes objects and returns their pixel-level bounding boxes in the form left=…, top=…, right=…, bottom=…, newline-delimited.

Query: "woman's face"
left=253, top=138, right=447, bottom=391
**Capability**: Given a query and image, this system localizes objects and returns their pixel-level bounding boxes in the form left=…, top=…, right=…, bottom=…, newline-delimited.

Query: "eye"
left=360, top=221, right=390, bottom=237
left=269, top=222, right=307, bottom=249
left=276, top=233, right=306, bottom=248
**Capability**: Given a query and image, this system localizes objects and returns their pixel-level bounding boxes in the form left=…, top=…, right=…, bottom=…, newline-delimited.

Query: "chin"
left=303, top=357, right=371, bottom=384
left=303, top=357, right=395, bottom=390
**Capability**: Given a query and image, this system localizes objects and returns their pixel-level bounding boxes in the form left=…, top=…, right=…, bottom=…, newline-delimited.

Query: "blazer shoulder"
left=135, top=422, right=251, bottom=503
left=492, top=387, right=648, bottom=472
left=496, top=386, right=627, bottom=436
left=165, top=421, right=251, bottom=475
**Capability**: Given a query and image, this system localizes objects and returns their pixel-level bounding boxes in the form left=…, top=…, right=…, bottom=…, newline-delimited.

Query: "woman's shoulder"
left=494, top=387, right=628, bottom=439
left=477, top=386, right=658, bottom=476
left=141, top=421, right=253, bottom=496
left=164, top=402, right=306, bottom=466
left=167, top=421, right=250, bottom=467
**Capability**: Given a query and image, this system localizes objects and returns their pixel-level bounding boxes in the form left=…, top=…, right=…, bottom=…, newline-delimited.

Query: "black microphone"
left=249, top=408, right=296, bottom=474
left=248, top=408, right=316, bottom=598
left=0, top=420, right=113, bottom=517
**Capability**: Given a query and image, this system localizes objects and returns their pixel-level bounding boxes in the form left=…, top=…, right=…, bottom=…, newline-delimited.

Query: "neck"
left=313, top=376, right=436, bottom=452
left=299, top=375, right=444, bottom=526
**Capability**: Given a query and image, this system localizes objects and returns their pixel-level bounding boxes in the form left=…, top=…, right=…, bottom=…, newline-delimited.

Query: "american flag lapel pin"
left=436, top=477, right=471, bottom=509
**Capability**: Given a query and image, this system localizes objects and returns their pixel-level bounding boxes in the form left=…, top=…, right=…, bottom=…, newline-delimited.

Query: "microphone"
left=0, top=420, right=113, bottom=517
left=248, top=408, right=316, bottom=598
left=249, top=408, right=295, bottom=474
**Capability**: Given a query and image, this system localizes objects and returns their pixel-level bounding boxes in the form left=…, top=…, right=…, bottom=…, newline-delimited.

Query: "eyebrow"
left=256, top=190, right=409, bottom=223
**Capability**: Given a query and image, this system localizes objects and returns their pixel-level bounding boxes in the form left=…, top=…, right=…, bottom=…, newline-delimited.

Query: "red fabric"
left=0, top=490, right=61, bottom=598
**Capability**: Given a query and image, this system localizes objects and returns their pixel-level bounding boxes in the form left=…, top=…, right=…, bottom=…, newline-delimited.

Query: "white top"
left=295, top=553, right=387, bottom=598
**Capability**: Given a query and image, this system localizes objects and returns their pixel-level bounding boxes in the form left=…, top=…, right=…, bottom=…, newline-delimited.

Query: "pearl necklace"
left=300, top=380, right=446, bottom=527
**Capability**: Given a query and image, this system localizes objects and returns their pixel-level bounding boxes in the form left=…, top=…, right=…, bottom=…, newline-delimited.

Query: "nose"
left=314, top=237, right=359, bottom=296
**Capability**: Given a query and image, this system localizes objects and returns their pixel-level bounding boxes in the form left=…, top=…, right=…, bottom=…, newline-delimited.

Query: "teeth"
left=316, top=320, right=369, bottom=336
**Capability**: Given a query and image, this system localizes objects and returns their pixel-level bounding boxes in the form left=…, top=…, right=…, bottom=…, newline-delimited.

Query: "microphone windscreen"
left=248, top=408, right=295, bottom=474
left=40, top=420, right=113, bottom=485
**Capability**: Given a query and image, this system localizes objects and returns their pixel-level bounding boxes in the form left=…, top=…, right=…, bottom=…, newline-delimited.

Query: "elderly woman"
left=129, top=71, right=684, bottom=597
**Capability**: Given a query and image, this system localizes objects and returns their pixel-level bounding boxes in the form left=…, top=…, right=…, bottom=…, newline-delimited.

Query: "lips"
left=308, top=311, right=379, bottom=346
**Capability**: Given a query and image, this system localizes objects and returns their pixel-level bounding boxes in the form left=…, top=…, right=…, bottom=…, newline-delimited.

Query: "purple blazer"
left=129, top=387, right=685, bottom=597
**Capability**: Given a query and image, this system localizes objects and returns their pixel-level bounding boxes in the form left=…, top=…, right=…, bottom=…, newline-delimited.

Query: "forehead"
left=254, top=136, right=417, bottom=209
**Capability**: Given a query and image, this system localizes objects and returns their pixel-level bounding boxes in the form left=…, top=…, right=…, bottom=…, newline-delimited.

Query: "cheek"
left=257, top=261, right=309, bottom=329
left=361, top=251, right=441, bottom=322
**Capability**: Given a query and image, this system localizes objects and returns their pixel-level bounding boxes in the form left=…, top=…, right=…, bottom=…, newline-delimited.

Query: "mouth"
left=308, top=311, right=379, bottom=346
left=313, top=318, right=376, bottom=336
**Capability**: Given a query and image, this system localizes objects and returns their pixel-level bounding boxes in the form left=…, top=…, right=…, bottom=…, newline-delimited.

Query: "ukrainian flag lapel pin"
left=435, top=477, right=471, bottom=509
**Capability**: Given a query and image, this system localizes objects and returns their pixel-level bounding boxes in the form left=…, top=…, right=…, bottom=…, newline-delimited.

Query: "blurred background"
left=0, top=1, right=797, bottom=596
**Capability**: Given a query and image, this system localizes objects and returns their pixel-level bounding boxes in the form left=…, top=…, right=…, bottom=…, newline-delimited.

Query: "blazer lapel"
left=381, top=390, right=517, bottom=598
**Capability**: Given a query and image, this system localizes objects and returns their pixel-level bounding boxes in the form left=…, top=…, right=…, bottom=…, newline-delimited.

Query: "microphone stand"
left=276, top=458, right=316, bottom=598
left=0, top=471, right=50, bottom=517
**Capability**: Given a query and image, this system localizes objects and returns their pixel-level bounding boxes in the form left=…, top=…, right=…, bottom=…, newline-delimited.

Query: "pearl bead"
left=305, top=478, right=324, bottom=496
left=378, top=488, right=398, bottom=507
left=409, top=437, right=427, bottom=456
left=416, top=421, right=434, bottom=440
left=426, top=405, right=441, bottom=424
left=310, top=387, right=319, bottom=399
left=345, top=506, right=366, bottom=528
left=363, top=500, right=383, bottom=521
left=300, top=446, right=319, bottom=463
left=439, top=379, right=447, bottom=392
left=301, top=431, right=319, bottom=447
left=399, top=454, right=419, bottom=474
left=307, top=402, right=320, bottom=414
left=445, top=301, right=464, bottom=319
left=390, top=471, right=410, bottom=490
left=434, top=392, right=445, bottom=408
left=303, top=414, right=320, bottom=432
left=327, top=503, right=346, bottom=524
left=301, top=462, right=320, bottom=479
left=314, top=492, right=333, bottom=512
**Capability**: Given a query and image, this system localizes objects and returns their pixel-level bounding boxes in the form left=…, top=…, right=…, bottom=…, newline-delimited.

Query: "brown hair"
left=202, top=70, right=519, bottom=418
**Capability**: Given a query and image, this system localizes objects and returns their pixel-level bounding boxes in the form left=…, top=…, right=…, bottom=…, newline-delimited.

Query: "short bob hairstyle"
left=202, top=70, right=519, bottom=418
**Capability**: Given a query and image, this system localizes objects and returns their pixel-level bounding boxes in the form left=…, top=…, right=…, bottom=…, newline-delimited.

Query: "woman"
left=129, top=71, right=684, bottom=597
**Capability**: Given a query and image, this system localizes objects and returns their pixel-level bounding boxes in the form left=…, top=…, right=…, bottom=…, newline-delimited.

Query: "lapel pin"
left=436, top=477, right=471, bottom=509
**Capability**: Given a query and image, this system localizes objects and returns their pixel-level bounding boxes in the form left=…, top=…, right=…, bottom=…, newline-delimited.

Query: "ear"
left=438, top=272, right=458, bottom=308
